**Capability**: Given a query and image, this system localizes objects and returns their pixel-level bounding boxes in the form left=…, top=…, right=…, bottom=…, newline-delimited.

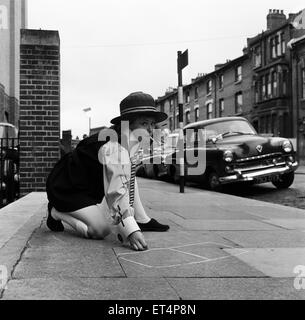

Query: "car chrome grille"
left=235, top=152, right=282, bottom=163
left=234, top=153, right=286, bottom=173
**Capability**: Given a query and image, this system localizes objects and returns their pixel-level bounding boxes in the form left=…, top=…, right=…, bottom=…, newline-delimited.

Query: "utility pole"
left=177, top=50, right=188, bottom=193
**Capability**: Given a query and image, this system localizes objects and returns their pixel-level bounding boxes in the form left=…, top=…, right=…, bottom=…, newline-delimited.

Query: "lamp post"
left=83, top=107, right=92, bottom=136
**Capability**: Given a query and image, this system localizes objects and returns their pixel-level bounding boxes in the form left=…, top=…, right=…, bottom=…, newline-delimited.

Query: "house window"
left=194, top=107, right=199, bottom=122
left=207, top=103, right=213, bottom=119
left=235, top=66, right=242, bottom=82
left=271, top=114, right=277, bottom=135
left=266, top=114, right=271, bottom=133
left=169, top=117, right=173, bottom=131
left=219, top=99, right=224, bottom=117
left=267, top=74, right=272, bottom=98
left=219, top=74, right=224, bottom=89
left=207, top=80, right=212, bottom=95
left=254, top=46, right=261, bottom=68
left=301, top=68, right=305, bottom=99
left=160, top=103, right=165, bottom=113
left=260, top=116, right=265, bottom=133
left=185, top=91, right=190, bottom=104
left=176, top=114, right=179, bottom=128
left=194, top=87, right=199, bottom=100
left=271, top=38, right=276, bottom=59
left=272, top=71, right=277, bottom=97
left=281, top=33, right=285, bottom=55
left=185, top=110, right=191, bottom=124
left=235, top=92, right=243, bottom=114
left=276, top=35, right=281, bottom=56
left=262, top=76, right=266, bottom=99
left=283, top=70, right=287, bottom=95
left=169, top=99, right=174, bottom=112
left=255, top=82, right=259, bottom=103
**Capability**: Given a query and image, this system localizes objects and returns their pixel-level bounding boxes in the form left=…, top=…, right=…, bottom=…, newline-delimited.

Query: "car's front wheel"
left=272, top=171, right=295, bottom=189
left=207, top=171, right=223, bottom=192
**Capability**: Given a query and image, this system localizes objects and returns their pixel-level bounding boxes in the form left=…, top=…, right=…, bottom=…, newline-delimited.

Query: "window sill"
left=234, top=80, right=242, bottom=85
left=206, top=93, right=212, bottom=98
left=219, top=88, right=224, bottom=92
left=253, top=65, right=261, bottom=71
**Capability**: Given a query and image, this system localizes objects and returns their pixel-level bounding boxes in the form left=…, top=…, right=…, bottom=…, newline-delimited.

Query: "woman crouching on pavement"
left=46, top=91, right=169, bottom=251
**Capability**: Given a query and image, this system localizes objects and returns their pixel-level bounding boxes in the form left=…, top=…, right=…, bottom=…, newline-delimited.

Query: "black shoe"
left=137, top=218, right=169, bottom=232
left=46, top=203, right=64, bottom=232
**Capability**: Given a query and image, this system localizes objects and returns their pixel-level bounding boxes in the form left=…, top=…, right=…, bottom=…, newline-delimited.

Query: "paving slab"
left=216, top=230, right=305, bottom=248
left=147, top=207, right=263, bottom=221
left=170, top=219, right=282, bottom=231
left=166, top=278, right=305, bottom=300
left=13, top=244, right=125, bottom=279
left=226, top=248, right=305, bottom=278
left=2, top=277, right=179, bottom=300
left=0, top=193, right=47, bottom=249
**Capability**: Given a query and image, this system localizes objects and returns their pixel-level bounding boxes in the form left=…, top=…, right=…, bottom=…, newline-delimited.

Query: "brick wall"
left=19, top=29, right=60, bottom=195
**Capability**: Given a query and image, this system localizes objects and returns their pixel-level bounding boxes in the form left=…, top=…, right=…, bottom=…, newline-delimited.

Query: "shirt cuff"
left=117, top=216, right=140, bottom=241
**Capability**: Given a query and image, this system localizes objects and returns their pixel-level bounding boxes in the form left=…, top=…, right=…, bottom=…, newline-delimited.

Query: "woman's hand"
left=128, top=231, right=148, bottom=251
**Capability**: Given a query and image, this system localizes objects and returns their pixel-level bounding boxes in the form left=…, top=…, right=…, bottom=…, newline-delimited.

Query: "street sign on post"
left=177, top=49, right=188, bottom=194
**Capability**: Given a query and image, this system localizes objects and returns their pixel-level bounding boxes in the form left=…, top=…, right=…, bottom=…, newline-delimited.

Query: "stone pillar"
left=19, top=29, right=60, bottom=195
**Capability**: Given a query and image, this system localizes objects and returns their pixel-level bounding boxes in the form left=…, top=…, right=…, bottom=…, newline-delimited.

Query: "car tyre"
left=272, top=171, right=294, bottom=189
left=208, top=171, right=223, bottom=192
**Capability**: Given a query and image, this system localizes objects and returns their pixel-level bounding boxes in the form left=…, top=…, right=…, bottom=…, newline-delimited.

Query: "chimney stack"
left=267, top=9, right=286, bottom=30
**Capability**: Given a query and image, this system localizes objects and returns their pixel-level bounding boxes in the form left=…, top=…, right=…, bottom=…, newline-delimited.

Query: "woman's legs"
left=133, top=179, right=151, bottom=224
left=51, top=204, right=112, bottom=239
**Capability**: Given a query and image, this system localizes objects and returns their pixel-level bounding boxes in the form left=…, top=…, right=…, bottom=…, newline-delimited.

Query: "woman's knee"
left=87, top=224, right=111, bottom=239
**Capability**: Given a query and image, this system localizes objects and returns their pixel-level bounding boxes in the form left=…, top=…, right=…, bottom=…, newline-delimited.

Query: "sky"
left=28, top=0, right=305, bottom=139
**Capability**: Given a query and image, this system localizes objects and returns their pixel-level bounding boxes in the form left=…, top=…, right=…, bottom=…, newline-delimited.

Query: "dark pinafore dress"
left=46, top=133, right=108, bottom=213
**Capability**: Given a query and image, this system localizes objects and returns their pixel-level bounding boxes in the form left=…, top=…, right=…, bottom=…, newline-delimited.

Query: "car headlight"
left=223, top=150, right=233, bottom=162
left=282, top=140, right=292, bottom=153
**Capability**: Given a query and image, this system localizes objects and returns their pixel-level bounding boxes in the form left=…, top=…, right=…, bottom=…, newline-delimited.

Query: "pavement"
left=1, top=178, right=305, bottom=300
left=296, top=165, right=305, bottom=175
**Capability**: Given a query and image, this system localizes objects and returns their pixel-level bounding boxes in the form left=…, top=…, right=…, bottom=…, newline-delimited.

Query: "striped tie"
left=129, top=157, right=137, bottom=207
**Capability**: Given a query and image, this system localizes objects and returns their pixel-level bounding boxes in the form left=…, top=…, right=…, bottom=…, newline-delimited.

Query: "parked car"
left=163, top=117, right=298, bottom=191
left=0, top=122, right=19, bottom=204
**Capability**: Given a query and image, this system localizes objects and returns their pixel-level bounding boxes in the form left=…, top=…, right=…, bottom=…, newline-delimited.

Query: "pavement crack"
left=0, top=219, right=44, bottom=299
left=112, top=248, right=127, bottom=278
left=164, top=277, right=183, bottom=300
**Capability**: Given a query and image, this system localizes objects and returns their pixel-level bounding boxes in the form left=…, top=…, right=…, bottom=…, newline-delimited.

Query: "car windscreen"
left=204, top=120, right=257, bottom=139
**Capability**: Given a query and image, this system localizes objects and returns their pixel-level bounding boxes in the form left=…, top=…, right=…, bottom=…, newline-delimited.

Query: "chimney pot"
left=267, top=9, right=287, bottom=30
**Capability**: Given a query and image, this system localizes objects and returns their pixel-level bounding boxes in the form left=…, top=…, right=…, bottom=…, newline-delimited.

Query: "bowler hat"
left=111, top=92, right=168, bottom=125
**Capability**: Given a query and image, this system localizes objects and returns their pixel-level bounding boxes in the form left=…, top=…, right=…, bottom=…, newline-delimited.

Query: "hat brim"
left=111, top=111, right=168, bottom=125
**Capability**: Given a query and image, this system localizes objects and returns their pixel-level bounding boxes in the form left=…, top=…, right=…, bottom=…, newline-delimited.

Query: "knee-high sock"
left=51, top=209, right=89, bottom=238
left=133, top=179, right=150, bottom=224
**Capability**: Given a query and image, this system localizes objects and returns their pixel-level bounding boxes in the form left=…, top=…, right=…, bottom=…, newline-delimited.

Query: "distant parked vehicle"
left=139, top=132, right=179, bottom=179
left=0, top=122, right=19, bottom=205
left=164, top=117, right=298, bottom=191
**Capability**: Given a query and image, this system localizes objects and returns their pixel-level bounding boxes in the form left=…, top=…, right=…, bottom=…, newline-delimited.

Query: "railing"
left=0, top=138, right=20, bottom=208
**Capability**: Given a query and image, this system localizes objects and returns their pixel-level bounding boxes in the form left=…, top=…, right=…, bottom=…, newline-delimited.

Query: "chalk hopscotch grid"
left=117, top=242, right=248, bottom=268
